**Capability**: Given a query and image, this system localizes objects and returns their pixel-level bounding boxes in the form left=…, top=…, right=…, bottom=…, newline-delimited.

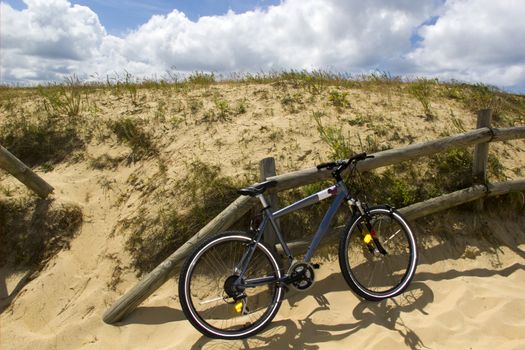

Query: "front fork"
left=347, top=198, right=388, bottom=255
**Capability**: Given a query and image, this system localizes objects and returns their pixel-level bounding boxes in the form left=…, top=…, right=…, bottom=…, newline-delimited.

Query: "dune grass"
left=119, top=160, right=251, bottom=273
left=1, top=70, right=523, bottom=274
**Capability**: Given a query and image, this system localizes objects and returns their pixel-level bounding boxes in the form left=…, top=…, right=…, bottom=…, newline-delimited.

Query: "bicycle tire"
left=338, top=206, right=417, bottom=301
left=179, top=232, right=283, bottom=339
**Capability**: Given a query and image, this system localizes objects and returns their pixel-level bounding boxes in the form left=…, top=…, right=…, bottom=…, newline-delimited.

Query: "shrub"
left=0, top=111, right=83, bottom=166
left=38, top=77, right=84, bottom=118
left=408, top=78, right=436, bottom=120
left=313, top=111, right=352, bottom=160
left=328, top=90, right=351, bottom=109
left=186, top=72, right=216, bottom=85
left=108, top=117, right=157, bottom=160
left=122, top=161, right=247, bottom=273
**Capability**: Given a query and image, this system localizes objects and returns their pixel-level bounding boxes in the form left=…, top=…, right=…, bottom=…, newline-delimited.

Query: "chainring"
left=288, top=262, right=315, bottom=291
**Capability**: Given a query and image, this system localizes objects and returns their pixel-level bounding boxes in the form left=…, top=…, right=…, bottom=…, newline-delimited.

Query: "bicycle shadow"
left=190, top=281, right=433, bottom=350
left=414, top=262, right=525, bottom=283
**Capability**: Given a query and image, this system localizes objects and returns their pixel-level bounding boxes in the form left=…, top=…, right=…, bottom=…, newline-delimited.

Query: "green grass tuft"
left=186, top=72, right=216, bottom=85
left=0, top=110, right=84, bottom=167
left=408, top=78, right=436, bottom=120
left=108, top=117, right=157, bottom=160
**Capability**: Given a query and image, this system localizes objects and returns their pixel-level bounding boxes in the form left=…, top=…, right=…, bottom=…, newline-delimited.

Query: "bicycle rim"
left=181, top=234, right=282, bottom=338
left=342, top=208, right=416, bottom=299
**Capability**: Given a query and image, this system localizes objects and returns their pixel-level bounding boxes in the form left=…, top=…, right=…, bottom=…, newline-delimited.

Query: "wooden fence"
left=103, top=109, right=525, bottom=324
left=0, top=144, right=54, bottom=198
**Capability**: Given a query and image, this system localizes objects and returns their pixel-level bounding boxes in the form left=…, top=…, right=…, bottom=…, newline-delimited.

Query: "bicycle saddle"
left=237, top=180, right=277, bottom=197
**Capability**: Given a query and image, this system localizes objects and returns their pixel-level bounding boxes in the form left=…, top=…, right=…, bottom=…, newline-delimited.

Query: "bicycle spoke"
left=182, top=235, right=280, bottom=337
left=341, top=208, right=416, bottom=299
left=199, top=296, right=223, bottom=305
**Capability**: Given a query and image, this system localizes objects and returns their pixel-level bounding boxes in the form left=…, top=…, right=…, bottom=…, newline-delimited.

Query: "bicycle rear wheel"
left=179, top=232, right=283, bottom=339
left=339, top=206, right=417, bottom=301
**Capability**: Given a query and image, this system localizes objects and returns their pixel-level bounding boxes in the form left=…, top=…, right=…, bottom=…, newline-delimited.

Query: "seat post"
left=256, top=194, right=270, bottom=209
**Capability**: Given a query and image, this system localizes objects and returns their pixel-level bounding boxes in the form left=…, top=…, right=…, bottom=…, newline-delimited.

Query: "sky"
left=1, top=0, right=525, bottom=93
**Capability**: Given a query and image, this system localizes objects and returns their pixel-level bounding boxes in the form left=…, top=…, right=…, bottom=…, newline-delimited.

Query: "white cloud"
left=116, top=0, right=436, bottom=73
left=1, top=0, right=106, bottom=81
left=408, top=0, right=525, bottom=88
left=1, top=0, right=524, bottom=91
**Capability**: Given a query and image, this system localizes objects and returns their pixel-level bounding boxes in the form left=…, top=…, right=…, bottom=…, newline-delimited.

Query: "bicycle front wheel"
left=339, top=206, right=417, bottom=301
left=179, top=232, right=283, bottom=339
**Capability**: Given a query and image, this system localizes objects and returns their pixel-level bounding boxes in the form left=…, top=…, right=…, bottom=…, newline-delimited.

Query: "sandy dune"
left=2, top=224, right=524, bottom=350
left=1, top=82, right=524, bottom=349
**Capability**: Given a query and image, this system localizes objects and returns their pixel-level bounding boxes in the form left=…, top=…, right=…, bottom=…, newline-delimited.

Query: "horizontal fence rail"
left=266, top=126, right=525, bottom=192
left=103, top=112, right=525, bottom=324
left=399, top=179, right=525, bottom=220
left=277, top=179, right=525, bottom=254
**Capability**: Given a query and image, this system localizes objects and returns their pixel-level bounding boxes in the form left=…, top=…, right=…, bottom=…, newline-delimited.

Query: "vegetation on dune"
left=118, top=160, right=251, bottom=273
left=0, top=82, right=87, bottom=167
left=0, top=195, right=83, bottom=268
left=0, top=70, right=523, bottom=274
left=107, top=117, right=158, bottom=161
left=314, top=110, right=507, bottom=208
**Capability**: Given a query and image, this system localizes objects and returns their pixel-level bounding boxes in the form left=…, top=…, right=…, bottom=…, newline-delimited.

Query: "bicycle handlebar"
left=316, top=153, right=374, bottom=171
left=349, top=152, right=369, bottom=163
left=316, top=161, right=338, bottom=170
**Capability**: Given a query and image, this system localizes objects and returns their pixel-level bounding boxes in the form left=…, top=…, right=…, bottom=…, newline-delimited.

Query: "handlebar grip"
left=349, top=152, right=367, bottom=162
left=316, top=161, right=337, bottom=170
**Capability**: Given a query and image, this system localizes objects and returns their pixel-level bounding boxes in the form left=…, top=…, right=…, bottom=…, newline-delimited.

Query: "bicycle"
left=179, top=153, right=418, bottom=339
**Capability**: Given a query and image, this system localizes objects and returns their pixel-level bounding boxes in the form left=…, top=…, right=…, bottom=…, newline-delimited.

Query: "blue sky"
left=1, top=0, right=525, bottom=93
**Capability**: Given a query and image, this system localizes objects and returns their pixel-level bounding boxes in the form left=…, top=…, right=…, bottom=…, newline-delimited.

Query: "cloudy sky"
left=1, top=0, right=525, bottom=92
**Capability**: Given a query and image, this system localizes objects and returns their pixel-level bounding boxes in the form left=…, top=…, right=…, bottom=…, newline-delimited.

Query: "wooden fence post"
left=472, top=109, right=493, bottom=210
left=103, top=124, right=525, bottom=324
left=0, top=144, right=54, bottom=198
left=259, top=157, right=279, bottom=250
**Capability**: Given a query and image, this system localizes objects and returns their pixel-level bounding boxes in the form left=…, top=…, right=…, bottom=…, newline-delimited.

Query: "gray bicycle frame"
left=239, top=179, right=351, bottom=279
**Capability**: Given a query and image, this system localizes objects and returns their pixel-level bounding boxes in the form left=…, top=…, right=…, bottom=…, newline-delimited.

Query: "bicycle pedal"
left=312, top=263, right=320, bottom=269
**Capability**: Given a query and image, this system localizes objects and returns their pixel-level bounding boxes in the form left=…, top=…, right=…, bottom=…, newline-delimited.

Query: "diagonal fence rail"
left=103, top=110, right=525, bottom=324
left=0, top=144, right=54, bottom=198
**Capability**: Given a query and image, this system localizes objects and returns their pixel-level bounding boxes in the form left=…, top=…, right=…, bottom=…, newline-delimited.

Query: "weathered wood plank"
left=0, top=144, right=54, bottom=198
left=472, top=110, right=492, bottom=210
left=267, top=128, right=494, bottom=192
left=398, top=185, right=487, bottom=220
left=358, top=128, right=493, bottom=172
left=487, top=179, right=525, bottom=197
left=259, top=157, right=279, bottom=248
left=472, top=109, right=492, bottom=184
left=102, top=194, right=257, bottom=324
left=398, top=179, right=525, bottom=220
left=492, top=126, right=525, bottom=142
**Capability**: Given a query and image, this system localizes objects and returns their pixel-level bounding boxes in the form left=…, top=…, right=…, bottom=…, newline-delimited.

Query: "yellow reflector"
left=363, top=233, right=373, bottom=244
left=234, top=300, right=243, bottom=313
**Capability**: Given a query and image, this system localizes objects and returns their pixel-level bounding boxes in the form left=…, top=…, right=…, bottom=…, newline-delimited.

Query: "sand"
left=1, top=83, right=524, bottom=349
left=1, top=221, right=524, bottom=350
